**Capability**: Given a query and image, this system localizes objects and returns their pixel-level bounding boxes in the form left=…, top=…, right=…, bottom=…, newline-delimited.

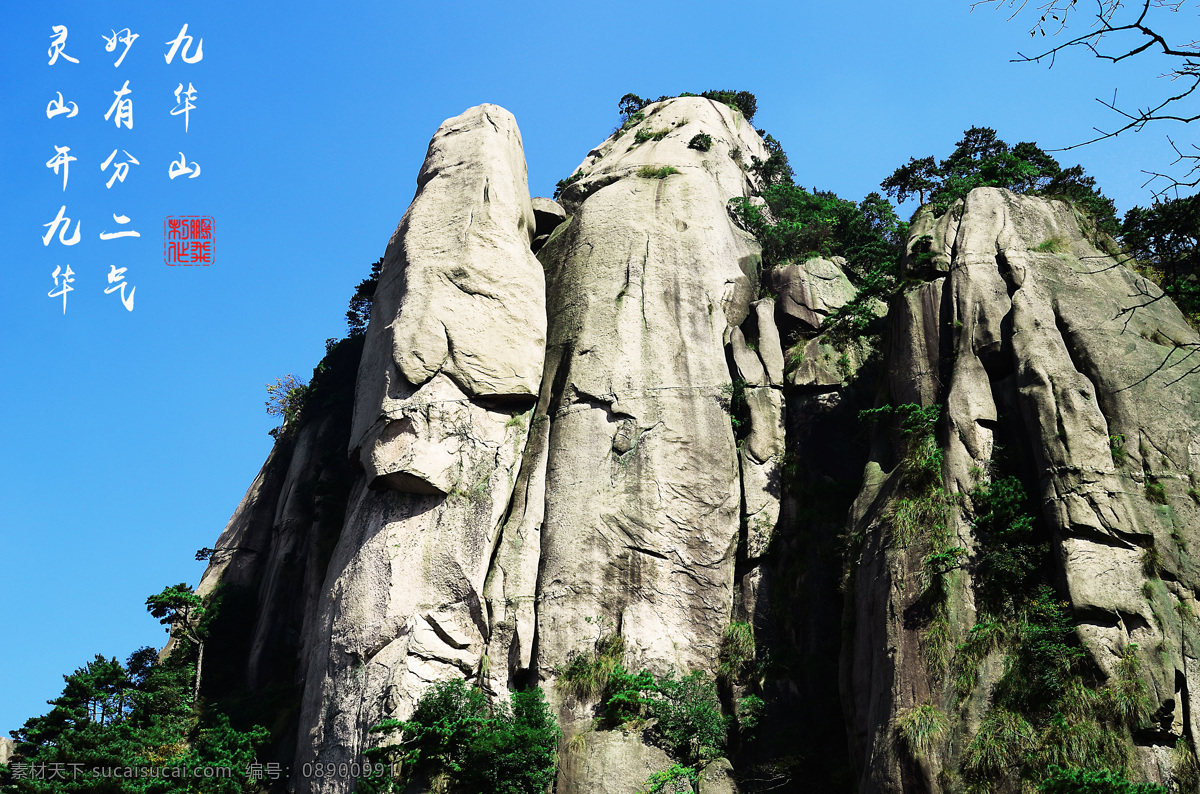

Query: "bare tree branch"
left=1141, top=134, right=1200, bottom=197
left=974, top=0, right=1200, bottom=192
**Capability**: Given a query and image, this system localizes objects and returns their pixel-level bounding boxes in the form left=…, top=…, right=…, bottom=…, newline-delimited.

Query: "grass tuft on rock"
left=633, top=127, right=671, bottom=144
left=963, top=708, right=1036, bottom=781
left=1033, top=236, right=1069, bottom=254
left=636, top=165, right=680, bottom=179
left=1098, top=646, right=1153, bottom=731
left=717, top=621, right=755, bottom=684
left=952, top=620, right=1009, bottom=700
left=1145, top=480, right=1168, bottom=505
left=1174, top=737, right=1199, bottom=791
left=1141, top=546, right=1162, bottom=579
left=896, top=703, right=949, bottom=759
left=559, top=633, right=625, bottom=701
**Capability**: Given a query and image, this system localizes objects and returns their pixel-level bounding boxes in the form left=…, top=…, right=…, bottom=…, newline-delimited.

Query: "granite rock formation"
left=843, top=188, right=1200, bottom=792
left=193, top=104, right=1200, bottom=794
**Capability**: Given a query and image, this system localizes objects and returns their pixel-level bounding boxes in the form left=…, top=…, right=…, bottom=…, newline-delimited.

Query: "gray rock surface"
left=698, top=758, right=740, bottom=794
left=787, top=337, right=872, bottom=388
left=753, top=298, right=785, bottom=386
left=482, top=408, right=548, bottom=694
left=0, top=737, right=13, bottom=767
left=770, top=257, right=857, bottom=330
left=294, top=413, right=529, bottom=793
left=557, top=96, right=768, bottom=217
left=556, top=730, right=674, bottom=794
left=742, top=386, right=784, bottom=559
left=730, top=327, right=766, bottom=386
left=351, top=103, right=545, bottom=495
left=534, top=98, right=767, bottom=707
left=292, top=105, right=545, bottom=794
left=842, top=187, right=1200, bottom=792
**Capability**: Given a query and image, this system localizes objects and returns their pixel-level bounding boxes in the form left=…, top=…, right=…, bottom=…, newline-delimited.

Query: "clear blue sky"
left=1, top=0, right=1194, bottom=738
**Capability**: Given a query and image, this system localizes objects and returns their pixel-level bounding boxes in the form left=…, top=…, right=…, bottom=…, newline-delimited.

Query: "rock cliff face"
left=296, top=104, right=545, bottom=793
left=195, top=103, right=1200, bottom=793
left=843, top=188, right=1200, bottom=792
left=538, top=96, right=766, bottom=688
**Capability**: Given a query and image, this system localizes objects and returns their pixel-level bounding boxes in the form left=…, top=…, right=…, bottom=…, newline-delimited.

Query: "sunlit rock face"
left=292, top=104, right=546, bottom=794
left=843, top=187, right=1200, bottom=792
left=193, top=98, right=1200, bottom=793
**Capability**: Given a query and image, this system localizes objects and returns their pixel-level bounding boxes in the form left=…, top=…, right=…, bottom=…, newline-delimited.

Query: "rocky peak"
left=185, top=103, right=1200, bottom=794
left=845, top=186, right=1200, bottom=792
left=556, top=96, right=767, bottom=215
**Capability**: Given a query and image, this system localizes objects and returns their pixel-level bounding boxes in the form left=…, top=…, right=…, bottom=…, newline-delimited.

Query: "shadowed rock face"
left=843, top=187, right=1200, bottom=792
left=185, top=335, right=363, bottom=770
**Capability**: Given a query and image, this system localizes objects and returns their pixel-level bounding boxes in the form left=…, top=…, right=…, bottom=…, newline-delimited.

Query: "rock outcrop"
left=533, top=97, right=777, bottom=790
left=293, top=104, right=546, bottom=793
left=770, top=256, right=857, bottom=331
left=843, top=187, right=1200, bottom=792
left=189, top=100, right=1200, bottom=794
left=538, top=96, right=765, bottom=677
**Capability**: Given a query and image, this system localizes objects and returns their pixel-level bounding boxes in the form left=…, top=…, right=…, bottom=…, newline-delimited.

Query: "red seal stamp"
left=164, top=215, right=213, bottom=265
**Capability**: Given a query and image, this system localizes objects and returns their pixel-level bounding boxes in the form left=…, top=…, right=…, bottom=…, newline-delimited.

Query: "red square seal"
left=165, top=215, right=214, bottom=265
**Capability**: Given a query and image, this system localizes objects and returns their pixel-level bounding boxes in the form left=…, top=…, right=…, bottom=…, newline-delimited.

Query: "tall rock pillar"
left=293, top=104, right=546, bottom=793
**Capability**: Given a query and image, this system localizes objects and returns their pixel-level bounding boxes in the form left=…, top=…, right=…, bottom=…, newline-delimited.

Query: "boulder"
left=788, top=337, right=872, bottom=388
left=531, top=196, right=567, bottom=237
left=699, top=758, right=740, bottom=794
left=770, top=257, right=857, bottom=331
left=752, top=298, right=785, bottom=385
left=730, top=327, right=766, bottom=386
left=556, top=730, right=674, bottom=794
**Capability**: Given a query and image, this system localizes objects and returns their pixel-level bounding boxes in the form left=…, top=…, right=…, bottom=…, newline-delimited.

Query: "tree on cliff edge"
left=881, top=126, right=1118, bottom=231
left=145, top=584, right=208, bottom=702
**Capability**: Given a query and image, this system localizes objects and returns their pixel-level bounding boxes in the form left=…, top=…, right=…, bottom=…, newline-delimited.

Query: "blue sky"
left=1, top=0, right=1194, bottom=737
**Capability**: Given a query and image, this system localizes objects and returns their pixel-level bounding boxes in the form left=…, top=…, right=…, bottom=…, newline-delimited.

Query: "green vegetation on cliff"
left=2, top=594, right=268, bottom=794
left=880, top=126, right=1119, bottom=234
left=617, top=90, right=757, bottom=123
left=560, top=630, right=733, bottom=768
left=880, top=126, right=1199, bottom=335
left=729, top=181, right=906, bottom=345
left=1120, top=194, right=1200, bottom=327
left=956, top=465, right=1162, bottom=790
left=360, top=680, right=559, bottom=794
